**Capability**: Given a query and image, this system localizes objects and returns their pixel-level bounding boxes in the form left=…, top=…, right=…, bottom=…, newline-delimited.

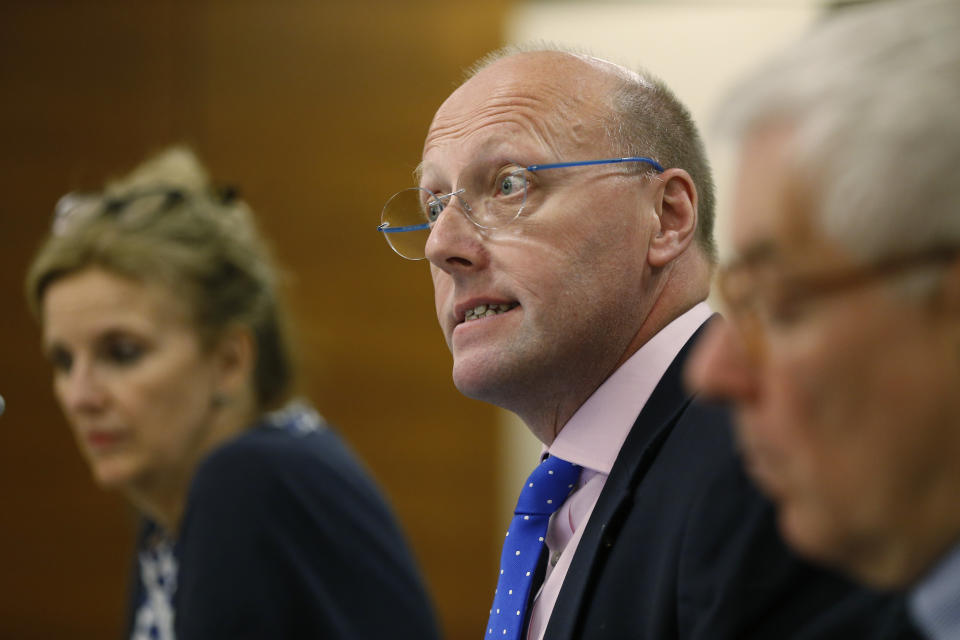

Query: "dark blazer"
left=125, top=405, right=440, bottom=640
left=544, top=322, right=917, bottom=639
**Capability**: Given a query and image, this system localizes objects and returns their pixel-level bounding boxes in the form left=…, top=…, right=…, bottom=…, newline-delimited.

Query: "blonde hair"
left=26, top=146, right=294, bottom=410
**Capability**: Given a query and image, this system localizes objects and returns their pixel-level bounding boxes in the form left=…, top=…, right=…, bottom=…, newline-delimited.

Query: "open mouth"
left=464, top=302, right=519, bottom=323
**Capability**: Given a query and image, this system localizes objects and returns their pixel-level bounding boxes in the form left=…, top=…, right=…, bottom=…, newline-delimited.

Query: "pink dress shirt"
left=526, top=302, right=713, bottom=640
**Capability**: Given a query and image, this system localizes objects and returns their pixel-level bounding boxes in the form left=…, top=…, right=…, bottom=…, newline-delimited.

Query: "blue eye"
left=499, top=173, right=526, bottom=197
left=425, top=198, right=444, bottom=222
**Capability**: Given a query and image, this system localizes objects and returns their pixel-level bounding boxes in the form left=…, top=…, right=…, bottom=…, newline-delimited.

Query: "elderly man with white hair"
left=687, top=1, right=960, bottom=638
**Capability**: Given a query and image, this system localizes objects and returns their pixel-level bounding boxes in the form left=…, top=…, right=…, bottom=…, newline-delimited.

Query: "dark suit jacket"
left=543, top=323, right=917, bottom=639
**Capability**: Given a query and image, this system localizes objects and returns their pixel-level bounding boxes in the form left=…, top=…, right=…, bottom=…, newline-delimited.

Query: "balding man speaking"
left=379, top=46, right=912, bottom=639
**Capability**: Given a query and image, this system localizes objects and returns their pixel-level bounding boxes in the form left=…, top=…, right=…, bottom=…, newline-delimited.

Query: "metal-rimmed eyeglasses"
left=377, top=156, right=665, bottom=260
left=716, top=244, right=960, bottom=362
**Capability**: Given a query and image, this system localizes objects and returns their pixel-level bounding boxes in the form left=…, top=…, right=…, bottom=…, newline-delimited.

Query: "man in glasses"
left=686, top=1, right=960, bottom=638
left=382, top=47, right=907, bottom=639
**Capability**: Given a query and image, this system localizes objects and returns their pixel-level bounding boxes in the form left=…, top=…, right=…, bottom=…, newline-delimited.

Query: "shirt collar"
left=910, top=539, right=960, bottom=640
left=546, top=302, right=712, bottom=473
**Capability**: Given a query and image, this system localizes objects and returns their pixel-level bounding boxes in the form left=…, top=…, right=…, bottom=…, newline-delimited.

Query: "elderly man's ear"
left=933, top=258, right=960, bottom=369
left=933, top=256, right=960, bottom=313
left=647, top=168, right=698, bottom=268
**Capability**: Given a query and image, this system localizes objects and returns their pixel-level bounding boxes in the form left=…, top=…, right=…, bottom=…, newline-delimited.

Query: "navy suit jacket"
left=125, top=406, right=440, bottom=640
left=543, top=323, right=917, bottom=639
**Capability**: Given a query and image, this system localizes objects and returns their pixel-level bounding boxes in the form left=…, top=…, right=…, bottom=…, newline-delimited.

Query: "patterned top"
left=130, top=534, right=177, bottom=640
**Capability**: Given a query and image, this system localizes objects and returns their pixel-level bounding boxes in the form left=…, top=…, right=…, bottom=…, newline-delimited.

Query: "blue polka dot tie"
left=485, top=455, right=582, bottom=639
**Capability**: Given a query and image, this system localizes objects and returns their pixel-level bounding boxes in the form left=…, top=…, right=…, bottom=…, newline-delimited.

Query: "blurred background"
left=0, top=1, right=855, bottom=638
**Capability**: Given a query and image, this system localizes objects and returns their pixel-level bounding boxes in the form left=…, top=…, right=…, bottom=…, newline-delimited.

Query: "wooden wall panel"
left=0, top=1, right=510, bottom=637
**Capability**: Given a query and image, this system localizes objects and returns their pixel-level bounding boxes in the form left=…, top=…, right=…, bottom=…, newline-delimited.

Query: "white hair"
left=718, top=0, right=960, bottom=263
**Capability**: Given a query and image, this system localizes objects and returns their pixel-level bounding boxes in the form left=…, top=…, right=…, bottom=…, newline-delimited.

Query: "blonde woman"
left=27, top=148, right=439, bottom=640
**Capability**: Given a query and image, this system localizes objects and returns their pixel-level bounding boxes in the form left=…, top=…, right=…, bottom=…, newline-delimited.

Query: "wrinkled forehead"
left=727, top=121, right=827, bottom=264
left=421, top=53, right=618, bottom=177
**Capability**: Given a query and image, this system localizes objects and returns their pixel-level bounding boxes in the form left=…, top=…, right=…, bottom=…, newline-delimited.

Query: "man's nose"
left=685, top=316, right=759, bottom=402
left=424, top=192, right=488, bottom=273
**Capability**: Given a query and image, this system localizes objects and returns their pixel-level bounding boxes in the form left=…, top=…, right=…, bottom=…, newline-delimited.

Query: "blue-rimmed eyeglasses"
left=377, top=156, right=665, bottom=260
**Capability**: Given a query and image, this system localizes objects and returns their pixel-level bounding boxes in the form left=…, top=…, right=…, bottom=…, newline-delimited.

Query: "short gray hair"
left=717, top=0, right=960, bottom=264
left=607, top=66, right=717, bottom=263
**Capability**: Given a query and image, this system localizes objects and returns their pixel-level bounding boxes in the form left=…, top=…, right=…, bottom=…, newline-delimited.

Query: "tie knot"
left=515, top=455, right=581, bottom=516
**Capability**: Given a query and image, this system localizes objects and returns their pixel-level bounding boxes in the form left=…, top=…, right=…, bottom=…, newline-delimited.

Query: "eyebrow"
left=415, top=137, right=547, bottom=187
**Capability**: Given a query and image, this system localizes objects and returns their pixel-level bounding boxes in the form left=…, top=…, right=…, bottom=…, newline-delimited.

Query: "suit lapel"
left=542, top=324, right=707, bottom=640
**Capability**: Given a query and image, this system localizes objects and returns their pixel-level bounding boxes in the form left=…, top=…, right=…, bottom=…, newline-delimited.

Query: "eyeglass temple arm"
left=376, top=162, right=664, bottom=233
left=378, top=222, right=430, bottom=233
left=526, top=157, right=665, bottom=173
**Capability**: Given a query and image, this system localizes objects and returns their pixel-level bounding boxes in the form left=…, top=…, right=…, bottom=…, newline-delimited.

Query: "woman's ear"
left=648, top=168, right=698, bottom=268
left=212, top=324, right=256, bottom=399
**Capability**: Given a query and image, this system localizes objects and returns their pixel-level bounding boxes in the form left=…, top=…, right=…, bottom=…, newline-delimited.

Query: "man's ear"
left=648, top=168, right=698, bottom=268
left=928, top=255, right=960, bottom=314
left=212, top=324, right=257, bottom=399
left=927, top=257, right=960, bottom=369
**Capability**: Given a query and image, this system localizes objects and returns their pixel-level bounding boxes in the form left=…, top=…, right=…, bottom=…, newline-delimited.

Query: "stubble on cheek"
left=429, top=268, right=454, bottom=350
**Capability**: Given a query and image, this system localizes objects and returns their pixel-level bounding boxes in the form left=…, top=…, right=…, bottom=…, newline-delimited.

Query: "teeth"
left=464, top=303, right=516, bottom=322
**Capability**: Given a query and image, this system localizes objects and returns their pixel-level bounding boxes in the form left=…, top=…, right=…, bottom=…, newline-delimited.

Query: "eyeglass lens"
left=379, top=168, right=529, bottom=260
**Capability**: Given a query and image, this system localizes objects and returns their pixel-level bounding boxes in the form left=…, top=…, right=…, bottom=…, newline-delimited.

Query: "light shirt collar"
left=546, top=302, right=712, bottom=473
left=910, top=539, right=960, bottom=640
